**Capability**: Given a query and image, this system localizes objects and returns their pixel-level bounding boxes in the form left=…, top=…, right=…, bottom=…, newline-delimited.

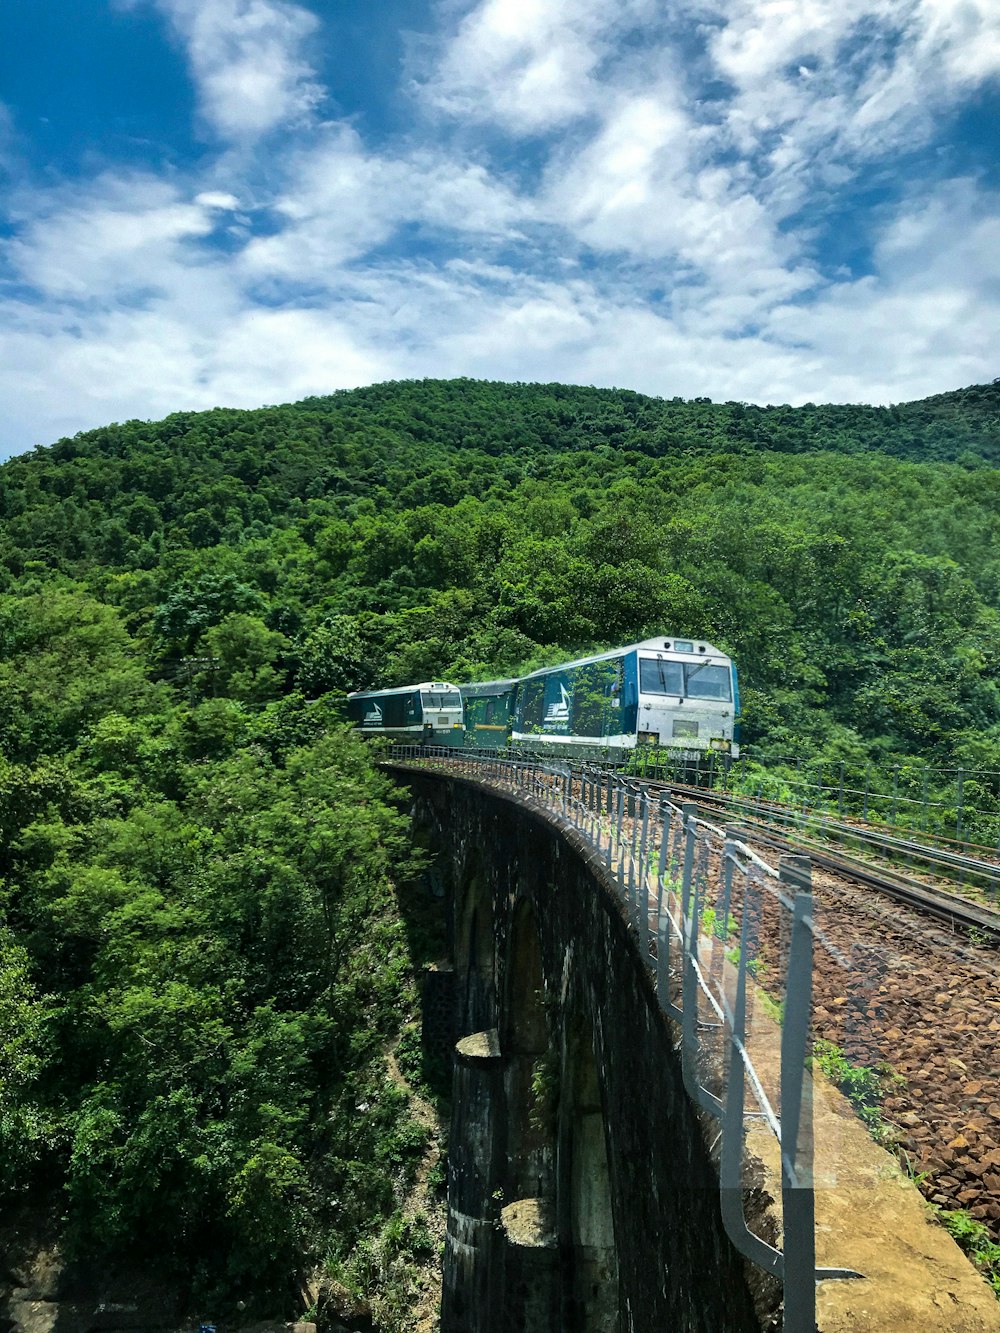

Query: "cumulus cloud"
left=2, top=164, right=996, bottom=457
left=141, top=0, right=323, bottom=139
left=765, top=178, right=1000, bottom=401
left=240, top=125, right=530, bottom=284
left=419, top=0, right=660, bottom=133
left=695, top=0, right=1000, bottom=195
left=6, top=176, right=224, bottom=299
left=539, top=91, right=818, bottom=309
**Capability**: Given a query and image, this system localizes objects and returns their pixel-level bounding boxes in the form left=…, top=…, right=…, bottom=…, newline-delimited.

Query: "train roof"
left=517, top=637, right=732, bottom=681
left=347, top=681, right=460, bottom=699
left=458, top=678, right=518, bottom=698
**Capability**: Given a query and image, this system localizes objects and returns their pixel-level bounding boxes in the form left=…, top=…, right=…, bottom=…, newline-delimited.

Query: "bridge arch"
left=501, top=894, right=555, bottom=1205
left=558, top=1013, right=619, bottom=1332
left=455, top=854, right=497, bottom=1037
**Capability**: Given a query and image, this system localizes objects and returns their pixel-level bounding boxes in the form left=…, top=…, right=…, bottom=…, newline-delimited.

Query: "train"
left=346, top=636, right=740, bottom=758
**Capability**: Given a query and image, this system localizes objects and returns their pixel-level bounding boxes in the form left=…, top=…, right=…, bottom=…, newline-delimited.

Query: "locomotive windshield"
left=684, top=662, right=731, bottom=700
left=639, top=659, right=684, bottom=696
left=639, top=658, right=731, bottom=701
left=421, top=689, right=461, bottom=710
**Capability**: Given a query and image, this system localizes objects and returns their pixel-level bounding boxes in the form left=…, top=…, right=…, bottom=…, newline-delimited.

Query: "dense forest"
left=1, top=377, right=999, bottom=1322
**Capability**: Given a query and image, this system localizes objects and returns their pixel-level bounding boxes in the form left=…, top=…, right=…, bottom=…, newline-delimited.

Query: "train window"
left=571, top=660, right=620, bottom=737
left=684, top=663, right=731, bottom=701
left=639, top=658, right=684, bottom=696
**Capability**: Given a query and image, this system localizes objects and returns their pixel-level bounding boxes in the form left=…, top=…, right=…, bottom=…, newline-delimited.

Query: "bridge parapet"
left=386, top=747, right=1000, bottom=1332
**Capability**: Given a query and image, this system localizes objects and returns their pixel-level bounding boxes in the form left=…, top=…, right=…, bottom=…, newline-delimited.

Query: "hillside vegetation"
left=1, top=377, right=999, bottom=1318
left=3, top=377, right=999, bottom=760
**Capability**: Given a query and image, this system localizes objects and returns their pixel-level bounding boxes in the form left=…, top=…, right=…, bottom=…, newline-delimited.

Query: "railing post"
left=638, top=792, right=651, bottom=952
left=778, top=854, right=817, bottom=1333
left=680, top=803, right=698, bottom=919
left=679, top=803, right=709, bottom=1101
left=627, top=784, right=640, bottom=905
left=720, top=825, right=739, bottom=944
left=655, top=802, right=673, bottom=1009
left=609, top=777, right=618, bottom=878
left=614, top=779, right=625, bottom=877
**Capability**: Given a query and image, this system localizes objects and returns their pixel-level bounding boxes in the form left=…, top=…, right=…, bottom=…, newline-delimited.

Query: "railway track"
left=662, top=782, right=1000, bottom=944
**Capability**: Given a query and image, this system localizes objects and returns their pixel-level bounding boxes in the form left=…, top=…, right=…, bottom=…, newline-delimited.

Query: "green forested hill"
left=1, top=377, right=999, bottom=1322
left=2, top=376, right=998, bottom=762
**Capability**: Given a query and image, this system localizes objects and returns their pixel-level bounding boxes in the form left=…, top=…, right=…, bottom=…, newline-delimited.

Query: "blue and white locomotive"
left=500, top=636, right=737, bottom=756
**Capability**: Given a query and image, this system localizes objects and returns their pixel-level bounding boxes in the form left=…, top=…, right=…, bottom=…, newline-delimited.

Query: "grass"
left=322, top=1209, right=439, bottom=1332
left=700, top=904, right=737, bottom=940
left=816, top=1044, right=1000, bottom=1304
left=933, top=1207, right=1000, bottom=1300
left=812, top=1039, right=901, bottom=1144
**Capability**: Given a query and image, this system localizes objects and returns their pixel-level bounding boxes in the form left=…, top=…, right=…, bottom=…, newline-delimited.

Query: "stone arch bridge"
left=385, top=757, right=1000, bottom=1333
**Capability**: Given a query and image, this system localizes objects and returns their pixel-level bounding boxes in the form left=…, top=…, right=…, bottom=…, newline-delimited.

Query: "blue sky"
left=1, top=0, right=999, bottom=458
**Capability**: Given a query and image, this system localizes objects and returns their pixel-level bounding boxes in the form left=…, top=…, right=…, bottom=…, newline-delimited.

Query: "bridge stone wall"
left=391, top=765, right=769, bottom=1333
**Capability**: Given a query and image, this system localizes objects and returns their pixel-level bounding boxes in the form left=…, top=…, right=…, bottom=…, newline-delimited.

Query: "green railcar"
left=460, top=678, right=517, bottom=749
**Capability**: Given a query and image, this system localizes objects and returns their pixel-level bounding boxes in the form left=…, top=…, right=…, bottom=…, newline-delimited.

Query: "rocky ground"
left=807, top=871, right=1000, bottom=1239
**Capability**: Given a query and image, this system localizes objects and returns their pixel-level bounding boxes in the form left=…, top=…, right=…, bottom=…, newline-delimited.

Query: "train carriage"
left=346, top=681, right=465, bottom=746
left=460, top=678, right=518, bottom=748
left=508, top=637, right=739, bottom=757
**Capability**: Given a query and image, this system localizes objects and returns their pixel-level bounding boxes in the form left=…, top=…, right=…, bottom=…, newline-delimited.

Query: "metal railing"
left=386, top=745, right=865, bottom=1331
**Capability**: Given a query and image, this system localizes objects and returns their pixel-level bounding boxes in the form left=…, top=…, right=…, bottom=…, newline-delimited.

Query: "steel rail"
left=551, top=766, right=1000, bottom=942
left=691, top=805, right=1000, bottom=943
left=668, top=782, right=1000, bottom=882
left=647, top=778, right=996, bottom=892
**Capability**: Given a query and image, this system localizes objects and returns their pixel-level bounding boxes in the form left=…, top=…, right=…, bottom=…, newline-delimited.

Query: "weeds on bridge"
left=812, top=1039, right=901, bottom=1144
left=932, top=1207, right=1000, bottom=1299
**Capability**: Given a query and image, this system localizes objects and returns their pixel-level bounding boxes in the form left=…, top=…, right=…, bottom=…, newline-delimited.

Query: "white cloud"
left=539, top=92, right=818, bottom=308
left=6, top=176, right=222, bottom=299
left=144, top=0, right=323, bottom=139
left=240, top=125, right=530, bottom=283
left=195, top=190, right=241, bottom=210
left=426, top=0, right=1000, bottom=227
left=697, top=0, right=1000, bottom=193
left=912, top=0, right=1000, bottom=85
left=2, top=164, right=996, bottom=459
left=761, top=179, right=1000, bottom=401
left=0, top=286, right=388, bottom=455
left=420, top=0, right=659, bottom=133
